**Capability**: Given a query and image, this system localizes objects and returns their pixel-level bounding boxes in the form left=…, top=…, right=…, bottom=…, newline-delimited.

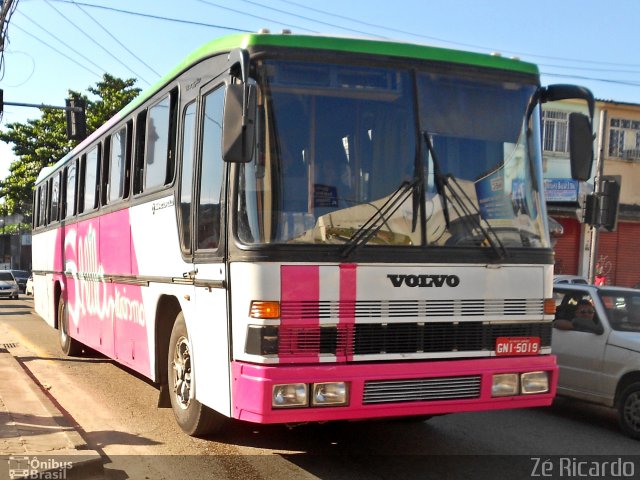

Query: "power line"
left=194, top=0, right=318, bottom=33
left=274, top=0, right=640, bottom=71
left=537, top=62, right=640, bottom=75
left=10, top=21, right=101, bottom=77
left=541, top=71, right=640, bottom=88
left=236, top=0, right=385, bottom=38
left=50, top=0, right=248, bottom=32
left=0, top=0, right=20, bottom=82
left=18, top=12, right=109, bottom=75
left=43, top=0, right=152, bottom=85
left=70, top=0, right=161, bottom=78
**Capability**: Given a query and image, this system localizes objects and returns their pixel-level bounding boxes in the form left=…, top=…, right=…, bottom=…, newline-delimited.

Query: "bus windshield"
left=237, top=59, right=547, bottom=249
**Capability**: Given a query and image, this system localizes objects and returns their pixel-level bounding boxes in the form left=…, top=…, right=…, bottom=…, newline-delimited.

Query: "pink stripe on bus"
left=280, top=265, right=321, bottom=362
left=339, top=263, right=357, bottom=360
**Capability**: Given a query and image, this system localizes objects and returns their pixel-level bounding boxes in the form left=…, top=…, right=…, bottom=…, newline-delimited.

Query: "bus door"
left=187, top=82, right=232, bottom=416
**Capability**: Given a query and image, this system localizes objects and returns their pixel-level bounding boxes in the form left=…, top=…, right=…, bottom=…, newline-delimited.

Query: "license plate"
left=495, top=337, right=540, bottom=356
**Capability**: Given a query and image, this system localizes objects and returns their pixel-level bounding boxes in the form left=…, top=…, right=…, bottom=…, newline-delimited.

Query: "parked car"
left=9, top=270, right=30, bottom=293
left=552, top=284, right=640, bottom=439
left=553, top=275, right=589, bottom=285
left=0, top=271, right=19, bottom=299
left=25, top=275, right=33, bottom=296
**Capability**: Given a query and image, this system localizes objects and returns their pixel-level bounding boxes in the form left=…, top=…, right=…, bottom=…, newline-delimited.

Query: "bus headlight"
left=492, top=373, right=519, bottom=397
left=521, top=371, right=549, bottom=394
left=272, top=383, right=307, bottom=407
left=311, top=382, right=348, bottom=406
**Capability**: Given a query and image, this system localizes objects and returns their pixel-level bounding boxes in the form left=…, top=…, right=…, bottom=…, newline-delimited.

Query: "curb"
left=0, top=347, right=104, bottom=479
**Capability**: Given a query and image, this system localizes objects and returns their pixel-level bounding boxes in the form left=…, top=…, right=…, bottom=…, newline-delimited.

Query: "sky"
left=2, top=0, right=640, bottom=180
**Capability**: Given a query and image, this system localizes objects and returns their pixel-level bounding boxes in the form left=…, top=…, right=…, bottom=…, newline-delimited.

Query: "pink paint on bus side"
left=56, top=208, right=151, bottom=377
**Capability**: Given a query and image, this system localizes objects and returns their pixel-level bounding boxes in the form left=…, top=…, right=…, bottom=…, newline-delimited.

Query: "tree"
left=0, top=74, right=141, bottom=222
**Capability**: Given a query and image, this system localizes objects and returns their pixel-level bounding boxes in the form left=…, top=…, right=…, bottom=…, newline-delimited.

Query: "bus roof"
left=37, top=32, right=539, bottom=184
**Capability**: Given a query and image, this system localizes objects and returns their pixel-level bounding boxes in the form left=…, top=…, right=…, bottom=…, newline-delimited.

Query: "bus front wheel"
left=58, top=297, right=82, bottom=356
left=168, top=312, right=226, bottom=436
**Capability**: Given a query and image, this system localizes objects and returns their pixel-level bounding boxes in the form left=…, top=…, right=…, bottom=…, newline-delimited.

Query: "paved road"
left=2, top=298, right=639, bottom=479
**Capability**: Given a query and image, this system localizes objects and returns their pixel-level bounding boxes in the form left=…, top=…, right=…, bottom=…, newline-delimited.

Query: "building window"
left=542, top=110, right=569, bottom=153
left=608, top=118, right=640, bottom=160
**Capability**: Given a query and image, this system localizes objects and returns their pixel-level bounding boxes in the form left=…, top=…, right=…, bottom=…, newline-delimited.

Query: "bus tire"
left=618, top=382, right=640, bottom=440
left=58, top=297, right=82, bottom=356
left=168, top=312, right=226, bottom=436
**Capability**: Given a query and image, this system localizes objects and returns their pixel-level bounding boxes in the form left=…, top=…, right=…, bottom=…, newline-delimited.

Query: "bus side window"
left=105, top=124, right=130, bottom=204
left=140, top=90, right=177, bottom=194
left=66, top=159, right=78, bottom=218
left=33, top=185, right=42, bottom=228
left=50, top=172, right=60, bottom=223
left=179, top=102, right=197, bottom=254
left=133, top=110, right=147, bottom=195
left=37, top=184, right=47, bottom=228
left=82, top=145, right=101, bottom=213
left=101, top=135, right=111, bottom=207
left=33, top=189, right=38, bottom=229
left=196, top=86, right=225, bottom=251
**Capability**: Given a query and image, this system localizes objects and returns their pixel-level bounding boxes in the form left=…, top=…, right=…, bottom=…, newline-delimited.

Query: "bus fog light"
left=521, top=371, right=549, bottom=394
left=311, top=382, right=348, bottom=406
left=272, top=383, right=307, bottom=407
left=492, top=373, right=519, bottom=397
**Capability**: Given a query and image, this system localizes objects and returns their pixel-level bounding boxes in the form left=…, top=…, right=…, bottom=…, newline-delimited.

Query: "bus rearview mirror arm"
left=222, top=49, right=257, bottom=163
left=535, top=84, right=595, bottom=182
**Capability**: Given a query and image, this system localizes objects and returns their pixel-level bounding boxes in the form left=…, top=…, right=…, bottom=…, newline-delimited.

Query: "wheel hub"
left=171, top=336, right=192, bottom=409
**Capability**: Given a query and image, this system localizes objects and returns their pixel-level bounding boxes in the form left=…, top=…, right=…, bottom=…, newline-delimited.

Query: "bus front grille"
left=277, top=321, right=551, bottom=357
left=362, top=375, right=481, bottom=404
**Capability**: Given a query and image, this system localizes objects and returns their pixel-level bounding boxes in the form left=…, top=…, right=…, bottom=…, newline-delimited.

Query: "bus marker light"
left=311, top=382, right=348, bottom=406
left=250, top=301, right=280, bottom=319
left=272, top=383, right=307, bottom=407
left=544, top=299, right=556, bottom=315
left=491, top=373, right=518, bottom=397
left=520, top=371, right=549, bottom=394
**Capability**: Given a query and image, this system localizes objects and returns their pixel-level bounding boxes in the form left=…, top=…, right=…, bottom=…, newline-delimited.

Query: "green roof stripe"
left=119, top=33, right=538, bottom=119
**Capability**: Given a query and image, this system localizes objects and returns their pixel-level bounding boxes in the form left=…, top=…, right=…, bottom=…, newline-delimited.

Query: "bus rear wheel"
left=168, top=312, right=226, bottom=436
left=58, top=297, right=82, bottom=356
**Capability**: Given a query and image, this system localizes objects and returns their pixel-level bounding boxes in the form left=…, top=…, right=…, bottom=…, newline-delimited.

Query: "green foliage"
left=0, top=74, right=141, bottom=221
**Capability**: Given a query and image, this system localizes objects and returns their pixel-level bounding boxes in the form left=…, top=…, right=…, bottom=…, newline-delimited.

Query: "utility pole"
left=0, top=0, right=16, bottom=52
left=587, top=109, right=607, bottom=284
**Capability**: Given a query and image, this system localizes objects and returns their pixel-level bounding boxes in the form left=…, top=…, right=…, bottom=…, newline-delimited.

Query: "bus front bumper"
left=231, top=355, right=557, bottom=424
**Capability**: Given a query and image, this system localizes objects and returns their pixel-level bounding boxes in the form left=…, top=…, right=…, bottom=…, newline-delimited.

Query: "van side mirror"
left=222, top=84, right=256, bottom=163
left=569, top=112, right=593, bottom=181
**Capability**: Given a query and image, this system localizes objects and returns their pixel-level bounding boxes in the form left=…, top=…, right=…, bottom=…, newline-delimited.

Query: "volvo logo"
left=387, top=274, right=460, bottom=288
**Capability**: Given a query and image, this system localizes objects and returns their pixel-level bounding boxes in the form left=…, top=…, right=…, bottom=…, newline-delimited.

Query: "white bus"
left=32, top=32, right=594, bottom=435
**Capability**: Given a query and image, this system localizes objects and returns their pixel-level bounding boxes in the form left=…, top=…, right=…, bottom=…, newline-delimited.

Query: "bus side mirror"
left=222, top=84, right=256, bottom=163
left=569, top=112, right=593, bottom=181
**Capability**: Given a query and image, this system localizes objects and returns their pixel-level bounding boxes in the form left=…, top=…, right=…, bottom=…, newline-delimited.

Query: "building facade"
left=544, top=99, right=640, bottom=287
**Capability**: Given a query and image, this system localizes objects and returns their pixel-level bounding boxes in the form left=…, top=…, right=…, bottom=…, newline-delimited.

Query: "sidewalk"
left=0, top=346, right=104, bottom=479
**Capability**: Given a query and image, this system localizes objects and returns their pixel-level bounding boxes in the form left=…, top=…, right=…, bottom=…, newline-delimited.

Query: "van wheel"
left=58, top=297, right=83, bottom=356
left=618, top=382, right=640, bottom=440
left=168, top=312, right=226, bottom=436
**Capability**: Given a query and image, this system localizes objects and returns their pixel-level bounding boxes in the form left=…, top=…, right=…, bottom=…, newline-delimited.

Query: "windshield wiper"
left=422, top=132, right=508, bottom=259
left=341, top=177, right=421, bottom=258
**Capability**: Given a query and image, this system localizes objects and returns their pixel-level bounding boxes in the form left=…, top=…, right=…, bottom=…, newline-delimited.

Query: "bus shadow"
left=18, top=355, right=114, bottom=366
left=211, top=417, right=436, bottom=455
left=0, top=309, right=33, bottom=316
